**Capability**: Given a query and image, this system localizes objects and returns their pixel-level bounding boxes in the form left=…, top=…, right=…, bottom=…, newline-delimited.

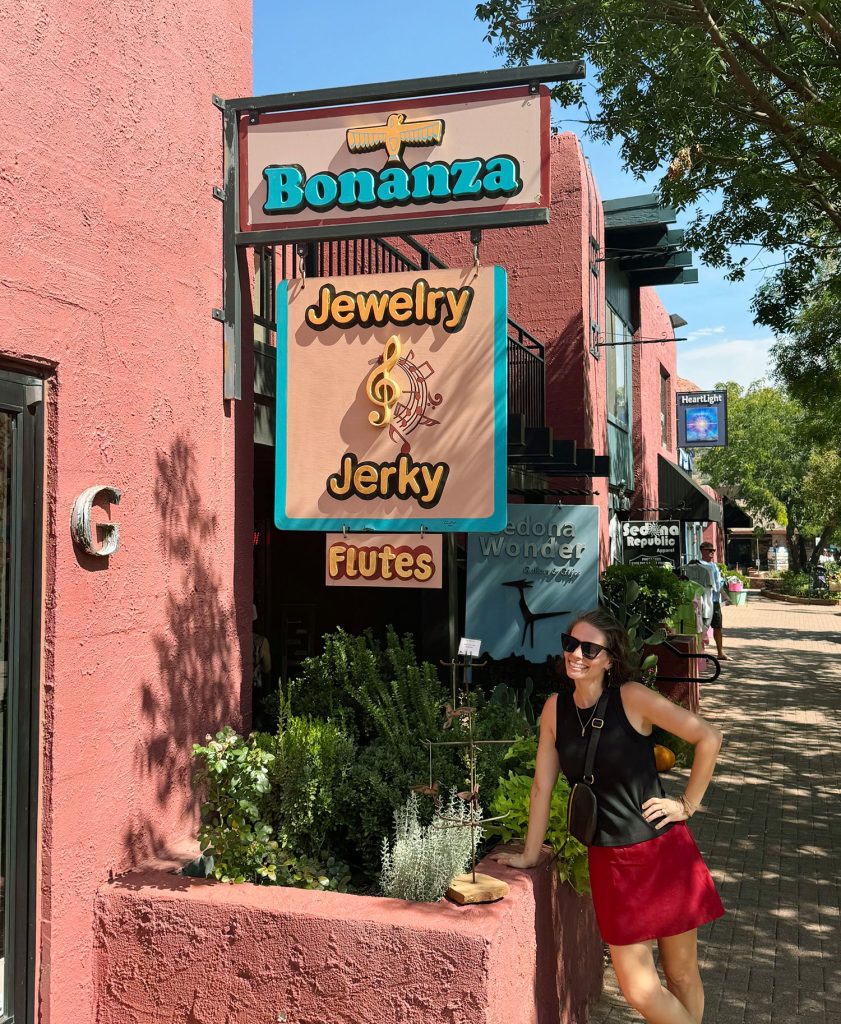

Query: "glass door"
left=0, top=371, right=43, bottom=1024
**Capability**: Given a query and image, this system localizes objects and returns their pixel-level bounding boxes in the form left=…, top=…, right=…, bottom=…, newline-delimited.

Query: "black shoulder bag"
left=566, top=688, right=610, bottom=846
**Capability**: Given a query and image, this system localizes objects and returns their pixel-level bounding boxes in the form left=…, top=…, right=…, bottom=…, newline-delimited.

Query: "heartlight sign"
left=676, top=390, right=728, bottom=448
left=239, top=85, right=550, bottom=238
left=275, top=266, right=507, bottom=532
left=465, top=505, right=600, bottom=662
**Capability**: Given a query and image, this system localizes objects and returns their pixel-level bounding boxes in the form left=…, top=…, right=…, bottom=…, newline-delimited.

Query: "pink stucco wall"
left=418, top=134, right=610, bottom=562
left=631, top=288, right=678, bottom=515
left=1, top=3, right=252, bottom=1022
left=92, top=851, right=603, bottom=1024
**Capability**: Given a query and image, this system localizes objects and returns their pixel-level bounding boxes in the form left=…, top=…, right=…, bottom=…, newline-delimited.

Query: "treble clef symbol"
left=366, top=334, right=402, bottom=428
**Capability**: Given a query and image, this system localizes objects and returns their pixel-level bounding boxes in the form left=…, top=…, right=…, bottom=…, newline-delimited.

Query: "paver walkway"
left=589, top=597, right=841, bottom=1024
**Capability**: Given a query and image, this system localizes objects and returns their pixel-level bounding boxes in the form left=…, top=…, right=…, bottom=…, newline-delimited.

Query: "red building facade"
left=1, top=36, right=723, bottom=1022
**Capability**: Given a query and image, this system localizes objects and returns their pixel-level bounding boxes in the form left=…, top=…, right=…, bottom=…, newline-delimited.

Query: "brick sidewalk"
left=588, top=597, right=841, bottom=1024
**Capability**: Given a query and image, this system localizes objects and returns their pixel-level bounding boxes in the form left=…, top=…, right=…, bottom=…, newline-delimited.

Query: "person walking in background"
left=252, top=604, right=271, bottom=690
left=495, top=609, right=724, bottom=1024
left=700, top=541, right=727, bottom=660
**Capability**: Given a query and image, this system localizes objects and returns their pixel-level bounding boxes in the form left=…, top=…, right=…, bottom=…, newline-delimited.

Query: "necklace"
left=573, top=692, right=604, bottom=737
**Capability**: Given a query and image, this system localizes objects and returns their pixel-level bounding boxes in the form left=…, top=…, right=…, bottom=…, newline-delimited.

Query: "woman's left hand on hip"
left=642, top=796, right=689, bottom=828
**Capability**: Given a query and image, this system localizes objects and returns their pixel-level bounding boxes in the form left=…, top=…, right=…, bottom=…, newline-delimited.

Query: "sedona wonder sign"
left=240, top=85, right=550, bottom=238
left=275, top=267, right=507, bottom=532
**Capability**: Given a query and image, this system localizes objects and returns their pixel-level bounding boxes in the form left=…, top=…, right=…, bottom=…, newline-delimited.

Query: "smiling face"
left=563, top=620, right=614, bottom=684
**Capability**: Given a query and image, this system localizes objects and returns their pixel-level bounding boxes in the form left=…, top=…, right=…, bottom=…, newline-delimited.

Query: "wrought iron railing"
left=254, top=237, right=546, bottom=429
left=507, top=320, right=545, bottom=429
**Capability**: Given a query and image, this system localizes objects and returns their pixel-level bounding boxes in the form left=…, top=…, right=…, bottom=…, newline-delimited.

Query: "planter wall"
left=645, top=638, right=702, bottom=712
left=93, top=849, right=603, bottom=1024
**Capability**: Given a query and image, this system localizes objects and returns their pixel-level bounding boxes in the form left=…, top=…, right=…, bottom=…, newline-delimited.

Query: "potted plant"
left=725, top=575, right=747, bottom=605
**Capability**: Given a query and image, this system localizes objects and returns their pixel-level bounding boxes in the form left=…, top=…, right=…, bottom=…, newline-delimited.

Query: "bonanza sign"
left=239, top=85, right=550, bottom=239
left=275, top=266, right=507, bottom=532
left=325, top=533, right=443, bottom=589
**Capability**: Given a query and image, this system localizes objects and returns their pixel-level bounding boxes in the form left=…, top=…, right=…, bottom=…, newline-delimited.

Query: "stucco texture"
left=0, top=3, right=252, bottom=1022
left=630, top=288, right=678, bottom=514
left=93, top=851, right=603, bottom=1024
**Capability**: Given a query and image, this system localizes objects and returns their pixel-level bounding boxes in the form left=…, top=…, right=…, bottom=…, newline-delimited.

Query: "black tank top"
left=555, top=684, right=674, bottom=847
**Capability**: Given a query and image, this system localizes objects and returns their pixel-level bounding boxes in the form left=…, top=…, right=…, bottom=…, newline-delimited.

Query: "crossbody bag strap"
left=581, top=688, right=611, bottom=785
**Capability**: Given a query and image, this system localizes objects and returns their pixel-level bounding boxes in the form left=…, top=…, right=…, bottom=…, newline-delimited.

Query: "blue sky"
left=252, top=1, right=775, bottom=390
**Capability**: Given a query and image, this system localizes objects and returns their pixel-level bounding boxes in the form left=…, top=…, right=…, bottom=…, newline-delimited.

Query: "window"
left=606, top=304, right=630, bottom=426
left=660, top=369, right=671, bottom=448
left=0, top=371, right=43, bottom=1024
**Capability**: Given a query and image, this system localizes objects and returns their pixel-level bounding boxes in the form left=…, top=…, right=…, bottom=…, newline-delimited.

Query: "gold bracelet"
left=679, top=794, right=698, bottom=817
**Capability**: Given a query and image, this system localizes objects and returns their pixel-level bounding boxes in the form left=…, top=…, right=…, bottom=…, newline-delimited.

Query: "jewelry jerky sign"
left=275, top=266, right=507, bottom=532
left=239, top=85, right=551, bottom=240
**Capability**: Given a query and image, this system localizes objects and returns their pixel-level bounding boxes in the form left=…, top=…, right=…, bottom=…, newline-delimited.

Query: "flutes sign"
left=275, top=267, right=507, bottom=532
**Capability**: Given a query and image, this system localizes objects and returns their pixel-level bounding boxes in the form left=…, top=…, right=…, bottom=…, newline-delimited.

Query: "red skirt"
left=587, top=822, right=724, bottom=945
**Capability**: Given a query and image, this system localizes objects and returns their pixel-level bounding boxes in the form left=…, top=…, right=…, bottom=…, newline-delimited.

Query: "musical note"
left=366, top=334, right=403, bottom=427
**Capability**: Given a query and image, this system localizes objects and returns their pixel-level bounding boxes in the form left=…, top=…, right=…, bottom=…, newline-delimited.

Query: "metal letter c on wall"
left=71, top=485, right=122, bottom=557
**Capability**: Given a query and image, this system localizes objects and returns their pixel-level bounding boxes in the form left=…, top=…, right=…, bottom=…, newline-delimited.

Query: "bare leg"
left=659, top=929, right=704, bottom=1023
left=713, top=627, right=725, bottom=658
left=610, top=942, right=696, bottom=1023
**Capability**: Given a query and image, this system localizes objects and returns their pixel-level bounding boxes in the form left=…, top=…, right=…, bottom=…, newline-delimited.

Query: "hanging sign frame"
left=212, top=61, right=586, bottom=398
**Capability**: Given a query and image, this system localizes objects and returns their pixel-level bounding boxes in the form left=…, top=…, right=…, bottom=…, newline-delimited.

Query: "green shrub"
left=192, top=726, right=353, bottom=890
left=779, top=570, right=811, bottom=596
left=485, top=735, right=589, bottom=893
left=287, top=626, right=446, bottom=744
left=380, top=790, right=481, bottom=902
left=258, top=712, right=356, bottom=862
left=720, top=564, right=751, bottom=590
left=601, top=563, right=684, bottom=673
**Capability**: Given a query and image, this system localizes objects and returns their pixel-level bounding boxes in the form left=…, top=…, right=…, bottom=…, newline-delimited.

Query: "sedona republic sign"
left=274, top=266, right=507, bottom=533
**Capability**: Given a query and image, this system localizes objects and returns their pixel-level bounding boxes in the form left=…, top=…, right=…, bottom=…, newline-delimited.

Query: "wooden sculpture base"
left=446, top=872, right=510, bottom=905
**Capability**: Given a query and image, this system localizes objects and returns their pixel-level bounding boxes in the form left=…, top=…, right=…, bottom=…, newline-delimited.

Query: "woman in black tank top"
left=494, top=608, right=724, bottom=1024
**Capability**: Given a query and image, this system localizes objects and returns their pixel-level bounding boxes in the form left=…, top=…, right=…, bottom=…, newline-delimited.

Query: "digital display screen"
left=684, top=406, right=720, bottom=443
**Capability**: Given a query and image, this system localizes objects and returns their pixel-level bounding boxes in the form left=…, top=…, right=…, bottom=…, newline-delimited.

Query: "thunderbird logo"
left=346, top=113, right=445, bottom=167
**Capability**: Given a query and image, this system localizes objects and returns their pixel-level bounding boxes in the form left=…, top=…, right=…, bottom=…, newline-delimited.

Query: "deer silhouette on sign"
left=503, top=579, right=570, bottom=648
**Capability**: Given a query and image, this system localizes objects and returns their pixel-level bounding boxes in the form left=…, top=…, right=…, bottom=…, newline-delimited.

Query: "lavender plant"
left=380, top=790, right=483, bottom=903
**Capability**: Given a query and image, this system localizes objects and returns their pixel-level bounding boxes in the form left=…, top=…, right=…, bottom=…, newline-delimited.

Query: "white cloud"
left=685, top=325, right=726, bottom=342
left=678, top=336, right=775, bottom=390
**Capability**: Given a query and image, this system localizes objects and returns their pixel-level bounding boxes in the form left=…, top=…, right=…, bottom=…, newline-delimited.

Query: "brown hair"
left=568, top=608, right=633, bottom=687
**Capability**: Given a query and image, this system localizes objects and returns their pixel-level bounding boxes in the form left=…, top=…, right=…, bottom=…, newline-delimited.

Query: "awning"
left=657, top=455, right=723, bottom=523
left=723, top=499, right=753, bottom=529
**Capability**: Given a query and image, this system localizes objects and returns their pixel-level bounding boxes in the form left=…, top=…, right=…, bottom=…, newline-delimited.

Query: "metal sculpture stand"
left=424, top=653, right=511, bottom=904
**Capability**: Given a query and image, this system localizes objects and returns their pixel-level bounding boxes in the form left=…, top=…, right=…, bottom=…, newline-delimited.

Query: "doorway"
left=0, top=370, right=43, bottom=1024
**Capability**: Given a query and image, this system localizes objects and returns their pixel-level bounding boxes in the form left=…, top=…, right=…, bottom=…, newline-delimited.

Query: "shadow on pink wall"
left=121, top=436, right=242, bottom=869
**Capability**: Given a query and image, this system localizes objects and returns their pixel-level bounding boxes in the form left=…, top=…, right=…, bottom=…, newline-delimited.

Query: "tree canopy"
left=475, top=1, right=841, bottom=362
left=697, top=382, right=841, bottom=570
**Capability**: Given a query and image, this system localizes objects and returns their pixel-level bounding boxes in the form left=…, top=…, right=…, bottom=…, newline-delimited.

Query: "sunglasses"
left=561, top=633, right=608, bottom=660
